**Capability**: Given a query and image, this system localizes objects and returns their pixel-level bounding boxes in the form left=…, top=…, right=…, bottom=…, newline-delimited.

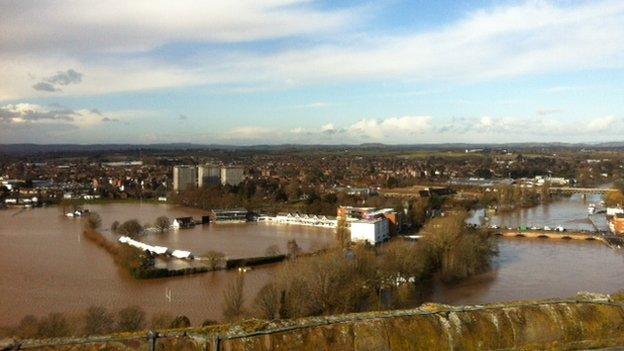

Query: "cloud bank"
left=1, top=1, right=623, bottom=99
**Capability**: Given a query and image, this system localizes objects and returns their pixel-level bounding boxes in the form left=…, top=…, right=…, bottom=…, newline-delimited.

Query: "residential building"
left=220, top=166, right=245, bottom=186
left=172, top=217, right=195, bottom=229
left=607, top=207, right=624, bottom=216
left=337, top=206, right=377, bottom=220
left=198, top=164, right=221, bottom=187
left=173, top=165, right=197, bottom=192
left=337, top=205, right=402, bottom=235
left=350, top=218, right=390, bottom=244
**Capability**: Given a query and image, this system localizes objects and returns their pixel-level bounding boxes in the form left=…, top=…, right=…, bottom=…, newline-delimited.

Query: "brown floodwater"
left=2, top=196, right=624, bottom=327
left=0, top=203, right=335, bottom=326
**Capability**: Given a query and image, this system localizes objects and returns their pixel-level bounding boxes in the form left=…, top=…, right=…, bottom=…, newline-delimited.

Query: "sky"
left=1, top=0, right=624, bottom=145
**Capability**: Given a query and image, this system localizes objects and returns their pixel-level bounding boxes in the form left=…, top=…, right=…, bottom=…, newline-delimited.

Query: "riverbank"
left=7, top=292, right=624, bottom=350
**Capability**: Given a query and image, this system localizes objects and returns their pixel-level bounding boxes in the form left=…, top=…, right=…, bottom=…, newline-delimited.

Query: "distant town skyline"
left=1, top=0, right=623, bottom=144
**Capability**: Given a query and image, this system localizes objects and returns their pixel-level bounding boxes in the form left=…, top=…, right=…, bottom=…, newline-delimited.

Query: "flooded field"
left=0, top=203, right=335, bottom=326
left=2, top=196, right=624, bottom=327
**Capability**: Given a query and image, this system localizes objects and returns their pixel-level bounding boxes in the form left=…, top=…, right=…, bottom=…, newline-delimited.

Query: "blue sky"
left=1, top=0, right=623, bottom=144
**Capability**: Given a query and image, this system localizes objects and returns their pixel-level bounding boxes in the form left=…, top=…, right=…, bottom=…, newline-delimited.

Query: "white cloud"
left=440, top=115, right=622, bottom=137
left=321, top=123, right=338, bottom=133
left=222, top=126, right=275, bottom=141
left=0, top=0, right=358, bottom=55
left=347, top=116, right=431, bottom=140
left=586, top=115, right=617, bottom=132
left=0, top=103, right=147, bottom=128
left=1, top=1, right=624, bottom=100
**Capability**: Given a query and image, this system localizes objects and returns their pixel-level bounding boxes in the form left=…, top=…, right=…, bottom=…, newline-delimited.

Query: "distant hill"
left=0, top=142, right=623, bottom=155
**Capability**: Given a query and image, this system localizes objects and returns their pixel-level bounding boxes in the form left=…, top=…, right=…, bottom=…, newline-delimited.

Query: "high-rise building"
left=173, top=165, right=197, bottom=192
left=198, top=165, right=221, bottom=187
left=220, top=166, right=245, bottom=186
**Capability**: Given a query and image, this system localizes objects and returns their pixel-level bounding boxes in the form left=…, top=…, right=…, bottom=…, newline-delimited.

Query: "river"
left=0, top=203, right=334, bottom=326
left=2, top=196, right=624, bottom=327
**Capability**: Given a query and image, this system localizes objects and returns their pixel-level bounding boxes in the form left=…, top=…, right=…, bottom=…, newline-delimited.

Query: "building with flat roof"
left=173, top=165, right=197, bottom=192
left=350, top=218, right=389, bottom=244
left=221, top=166, right=245, bottom=186
left=337, top=205, right=402, bottom=236
left=211, top=208, right=249, bottom=222
left=198, top=165, right=221, bottom=187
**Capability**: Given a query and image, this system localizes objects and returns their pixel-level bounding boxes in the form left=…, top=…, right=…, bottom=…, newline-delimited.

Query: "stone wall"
left=4, top=292, right=624, bottom=350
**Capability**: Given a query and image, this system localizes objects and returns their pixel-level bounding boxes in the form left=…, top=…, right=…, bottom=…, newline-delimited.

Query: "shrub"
left=203, top=250, right=226, bottom=270
left=150, top=313, right=174, bottom=329
left=16, top=315, right=39, bottom=339
left=84, top=306, right=114, bottom=335
left=169, top=315, right=191, bottom=328
left=86, top=212, right=102, bottom=229
left=116, top=219, right=143, bottom=238
left=117, top=306, right=146, bottom=332
left=38, top=313, right=71, bottom=338
left=154, top=216, right=171, bottom=233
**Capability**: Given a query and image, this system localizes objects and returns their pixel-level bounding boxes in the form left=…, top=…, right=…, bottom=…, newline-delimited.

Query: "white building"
left=220, top=166, right=245, bottom=186
left=266, top=213, right=338, bottom=228
left=350, top=218, right=389, bottom=244
left=607, top=207, right=624, bottom=216
left=173, top=165, right=197, bottom=192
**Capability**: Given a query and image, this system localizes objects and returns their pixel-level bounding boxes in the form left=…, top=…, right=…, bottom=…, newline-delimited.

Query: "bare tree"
left=150, top=313, right=174, bottom=329
left=117, top=306, right=146, bottom=332
left=222, top=273, right=246, bottom=321
left=286, top=240, right=301, bottom=258
left=110, top=220, right=119, bottom=232
left=84, top=306, right=114, bottom=335
left=169, top=315, right=191, bottom=328
left=335, top=217, right=350, bottom=248
left=264, top=244, right=281, bottom=256
left=154, top=216, right=171, bottom=233
left=38, top=313, right=71, bottom=338
left=86, top=212, right=102, bottom=230
left=16, top=315, right=39, bottom=339
left=203, top=250, right=225, bottom=270
left=253, top=283, right=280, bottom=320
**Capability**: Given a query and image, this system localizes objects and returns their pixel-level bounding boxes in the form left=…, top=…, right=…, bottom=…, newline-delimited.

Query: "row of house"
left=261, top=213, right=338, bottom=228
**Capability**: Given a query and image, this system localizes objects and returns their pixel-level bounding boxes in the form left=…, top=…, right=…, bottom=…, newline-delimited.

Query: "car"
left=555, top=226, right=565, bottom=232
left=530, top=226, right=539, bottom=230
left=543, top=226, right=552, bottom=231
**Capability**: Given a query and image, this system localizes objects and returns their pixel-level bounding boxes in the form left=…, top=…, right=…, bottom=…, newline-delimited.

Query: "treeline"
left=1, top=306, right=200, bottom=339
left=173, top=180, right=451, bottom=234
left=481, top=184, right=551, bottom=211
left=171, top=181, right=410, bottom=217
left=222, top=212, right=497, bottom=321
left=82, top=227, right=152, bottom=278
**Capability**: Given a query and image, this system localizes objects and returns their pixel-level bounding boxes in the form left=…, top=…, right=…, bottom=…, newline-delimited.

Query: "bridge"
left=548, top=186, right=615, bottom=195
left=497, top=229, right=604, bottom=241
left=381, top=185, right=615, bottom=198
left=495, top=229, right=624, bottom=249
